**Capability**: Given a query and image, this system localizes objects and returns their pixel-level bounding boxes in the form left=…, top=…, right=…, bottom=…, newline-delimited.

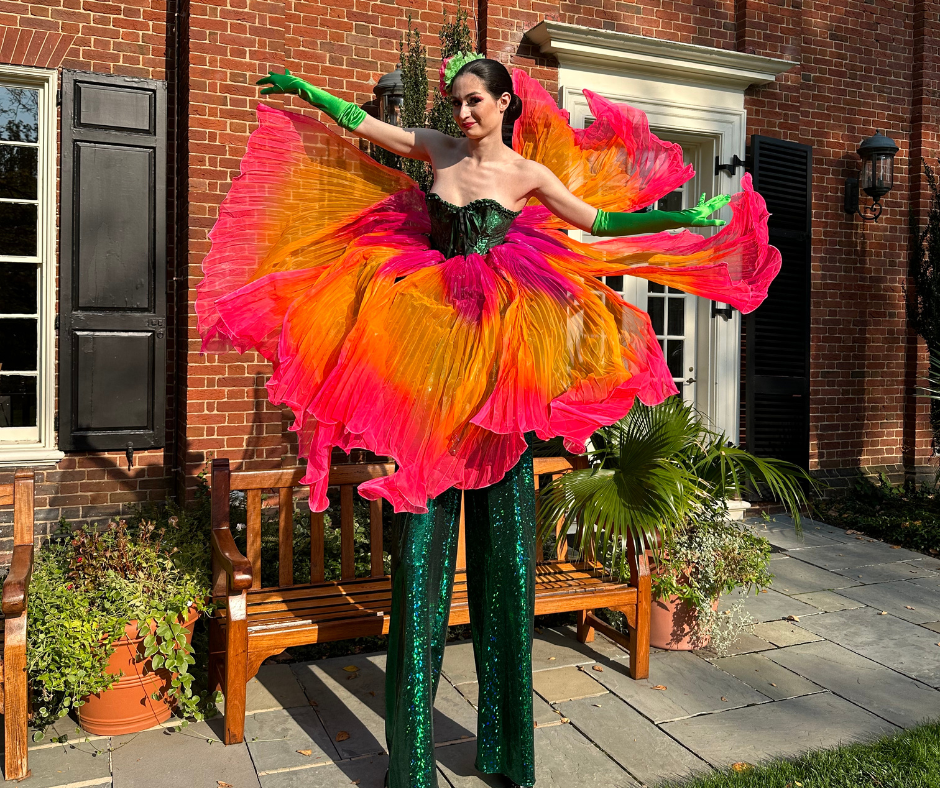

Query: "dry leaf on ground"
left=784, top=615, right=800, bottom=622
left=297, top=749, right=312, bottom=756
left=592, top=665, right=604, bottom=672
left=343, top=665, right=359, bottom=672
left=336, top=731, right=350, bottom=742
left=652, top=685, right=667, bottom=691
left=218, top=783, right=233, bottom=788
left=731, top=762, right=753, bottom=772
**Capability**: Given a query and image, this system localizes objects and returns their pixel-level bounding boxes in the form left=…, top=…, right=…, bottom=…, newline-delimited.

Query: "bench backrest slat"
left=340, top=484, right=356, bottom=581
left=278, top=487, right=294, bottom=587
left=369, top=499, right=384, bottom=578
left=310, top=512, right=325, bottom=584
left=247, top=489, right=262, bottom=590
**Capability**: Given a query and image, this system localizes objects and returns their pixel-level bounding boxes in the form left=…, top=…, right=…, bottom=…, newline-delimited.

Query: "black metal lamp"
left=844, top=130, right=899, bottom=222
left=374, top=66, right=404, bottom=126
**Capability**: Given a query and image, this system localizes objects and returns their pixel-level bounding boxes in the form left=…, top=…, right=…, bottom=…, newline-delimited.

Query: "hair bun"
left=505, top=94, right=523, bottom=124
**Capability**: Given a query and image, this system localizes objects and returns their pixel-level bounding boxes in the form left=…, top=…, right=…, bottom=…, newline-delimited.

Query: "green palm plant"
left=536, top=397, right=818, bottom=567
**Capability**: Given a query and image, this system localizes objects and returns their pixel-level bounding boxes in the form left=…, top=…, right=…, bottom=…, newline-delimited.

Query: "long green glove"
left=256, top=69, right=367, bottom=131
left=592, top=193, right=731, bottom=237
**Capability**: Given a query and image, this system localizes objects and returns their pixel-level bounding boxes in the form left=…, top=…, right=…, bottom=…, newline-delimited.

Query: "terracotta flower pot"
left=78, top=607, right=199, bottom=735
left=649, top=593, right=719, bottom=651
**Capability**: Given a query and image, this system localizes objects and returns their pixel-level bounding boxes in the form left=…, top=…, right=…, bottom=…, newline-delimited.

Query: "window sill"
left=0, top=446, right=65, bottom=468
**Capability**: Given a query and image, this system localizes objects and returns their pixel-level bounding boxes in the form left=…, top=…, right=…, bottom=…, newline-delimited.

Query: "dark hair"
left=451, top=58, right=523, bottom=146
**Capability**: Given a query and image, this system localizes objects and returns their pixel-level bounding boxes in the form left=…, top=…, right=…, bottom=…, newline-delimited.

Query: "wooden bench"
left=0, top=470, right=35, bottom=781
left=209, top=457, right=651, bottom=745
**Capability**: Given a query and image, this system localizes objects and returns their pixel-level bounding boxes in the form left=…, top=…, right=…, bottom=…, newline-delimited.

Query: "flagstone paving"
left=11, top=517, right=940, bottom=787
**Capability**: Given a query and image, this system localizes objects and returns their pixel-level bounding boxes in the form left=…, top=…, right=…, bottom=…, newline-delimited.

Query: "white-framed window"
left=0, top=65, right=61, bottom=466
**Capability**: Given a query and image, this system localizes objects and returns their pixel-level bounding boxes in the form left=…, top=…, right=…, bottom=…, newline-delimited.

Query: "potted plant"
left=27, top=515, right=217, bottom=738
left=537, top=398, right=817, bottom=654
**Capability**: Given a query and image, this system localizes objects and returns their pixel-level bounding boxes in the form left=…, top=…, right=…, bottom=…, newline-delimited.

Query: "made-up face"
left=449, top=73, right=510, bottom=141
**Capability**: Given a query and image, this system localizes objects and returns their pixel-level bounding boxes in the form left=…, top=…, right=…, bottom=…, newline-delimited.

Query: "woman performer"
left=196, top=53, right=780, bottom=788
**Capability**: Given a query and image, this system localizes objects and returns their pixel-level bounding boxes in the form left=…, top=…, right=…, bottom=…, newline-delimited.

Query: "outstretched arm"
left=531, top=164, right=730, bottom=236
left=257, top=70, right=448, bottom=162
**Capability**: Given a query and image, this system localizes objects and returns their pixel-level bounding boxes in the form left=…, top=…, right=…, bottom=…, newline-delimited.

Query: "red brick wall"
left=2, top=0, right=938, bottom=538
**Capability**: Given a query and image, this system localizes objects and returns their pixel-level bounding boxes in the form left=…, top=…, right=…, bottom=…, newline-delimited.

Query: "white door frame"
left=561, top=68, right=748, bottom=442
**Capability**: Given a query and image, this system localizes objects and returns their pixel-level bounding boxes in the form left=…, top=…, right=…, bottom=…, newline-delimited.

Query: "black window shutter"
left=59, top=71, right=167, bottom=452
left=745, top=136, right=812, bottom=469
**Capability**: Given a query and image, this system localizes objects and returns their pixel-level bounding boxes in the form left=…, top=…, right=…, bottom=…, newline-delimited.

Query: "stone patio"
left=11, top=517, right=940, bottom=787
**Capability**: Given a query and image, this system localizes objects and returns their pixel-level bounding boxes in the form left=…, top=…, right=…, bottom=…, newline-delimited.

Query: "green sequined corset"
left=426, top=192, right=521, bottom=257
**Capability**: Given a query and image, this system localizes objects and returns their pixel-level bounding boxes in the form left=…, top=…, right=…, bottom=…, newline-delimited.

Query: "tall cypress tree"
left=393, top=5, right=477, bottom=192
left=399, top=17, right=430, bottom=190
left=426, top=4, right=476, bottom=140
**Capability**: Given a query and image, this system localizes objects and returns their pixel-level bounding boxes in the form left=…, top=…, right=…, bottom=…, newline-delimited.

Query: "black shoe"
left=384, top=769, right=389, bottom=788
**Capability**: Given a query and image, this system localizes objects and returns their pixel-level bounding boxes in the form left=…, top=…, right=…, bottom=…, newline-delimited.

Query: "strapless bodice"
left=426, top=192, right=521, bottom=258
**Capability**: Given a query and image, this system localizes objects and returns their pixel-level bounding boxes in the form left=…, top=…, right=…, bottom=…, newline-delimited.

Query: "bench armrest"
left=2, top=544, right=34, bottom=617
left=212, top=528, right=253, bottom=592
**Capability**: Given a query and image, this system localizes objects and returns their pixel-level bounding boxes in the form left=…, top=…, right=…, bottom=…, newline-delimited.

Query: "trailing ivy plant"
left=651, top=501, right=774, bottom=652
left=27, top=518, right=216, bottom=737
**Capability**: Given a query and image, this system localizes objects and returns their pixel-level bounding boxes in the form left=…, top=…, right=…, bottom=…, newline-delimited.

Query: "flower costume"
left=197, top=70, right=779, bottom=514
left=196, top=67, right=780, bottom=788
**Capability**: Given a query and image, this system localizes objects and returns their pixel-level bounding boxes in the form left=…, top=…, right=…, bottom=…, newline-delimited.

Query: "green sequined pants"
left=385, top=449, right=537, bottom=788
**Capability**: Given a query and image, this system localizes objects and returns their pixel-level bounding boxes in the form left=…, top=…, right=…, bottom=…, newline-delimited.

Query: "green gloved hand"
left=592, top=193, right=732, bottom=237
left=256, top=69, right=367, bottom=131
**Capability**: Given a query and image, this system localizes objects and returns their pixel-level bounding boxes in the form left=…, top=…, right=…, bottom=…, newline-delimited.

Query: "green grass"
left=665, top=720, right=940, bottom=788
left=813, top=475, right=940, bottom=557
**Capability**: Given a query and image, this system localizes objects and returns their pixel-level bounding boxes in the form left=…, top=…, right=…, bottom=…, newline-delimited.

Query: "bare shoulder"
left=515, top=159, right=557, bottom=191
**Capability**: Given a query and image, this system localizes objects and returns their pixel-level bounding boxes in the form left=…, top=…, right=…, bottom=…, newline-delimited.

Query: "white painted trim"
left=527, top=21, right=796, bottom=90
left=0, top=447, right=64, bottom=467
left=0, top=65, right=59, bottom=459
left=558, top=66, right=746, bottom=442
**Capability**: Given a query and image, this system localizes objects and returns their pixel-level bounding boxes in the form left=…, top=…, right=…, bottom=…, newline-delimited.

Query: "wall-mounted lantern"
left=373, top=66, right=404, bottom=126
left=844, top=131, right=899, bottom=222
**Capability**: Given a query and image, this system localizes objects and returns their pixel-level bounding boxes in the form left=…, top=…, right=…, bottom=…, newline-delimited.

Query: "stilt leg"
left=464, top=444, right=537, bottom=788
left=385, top=490, right=462, bottom=788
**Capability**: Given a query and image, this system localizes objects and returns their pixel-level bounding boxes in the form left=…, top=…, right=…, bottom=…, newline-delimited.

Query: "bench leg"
left=576, top=610, right=595, bottom=643
left=224, top=592, right=248, bottom=745
left=5, top=615, right=29, bottom=781
left=629, top=585, right=651, bottom=681
left=208, top=614, right=224, bottom=695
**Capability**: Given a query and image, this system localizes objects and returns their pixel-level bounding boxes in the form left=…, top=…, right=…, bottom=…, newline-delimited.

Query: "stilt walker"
left=196, top=52, right=780, bottom=787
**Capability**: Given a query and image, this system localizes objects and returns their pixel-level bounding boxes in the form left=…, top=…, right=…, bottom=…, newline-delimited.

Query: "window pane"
left=648, top=282, right=665, bottom=293
left=666, top=339, right=683, bottom=378
left=0, top=262, right=37, bottom=313
left=0, top=87, right=39, bottom=143
left=0, top=145, right=38, bottom=199
left=667, top=296, right=684, bottom=336
left=659, top=190, right=683, bottom=211
left=0, top=318, right=37, bottom=370
left=605, top=275, right=624, bottom=292
left=648, top=296, right=664, bottom=335
left=0, top=375, right=36, bottom=427
left=0, top=202, right=37, bottom=256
